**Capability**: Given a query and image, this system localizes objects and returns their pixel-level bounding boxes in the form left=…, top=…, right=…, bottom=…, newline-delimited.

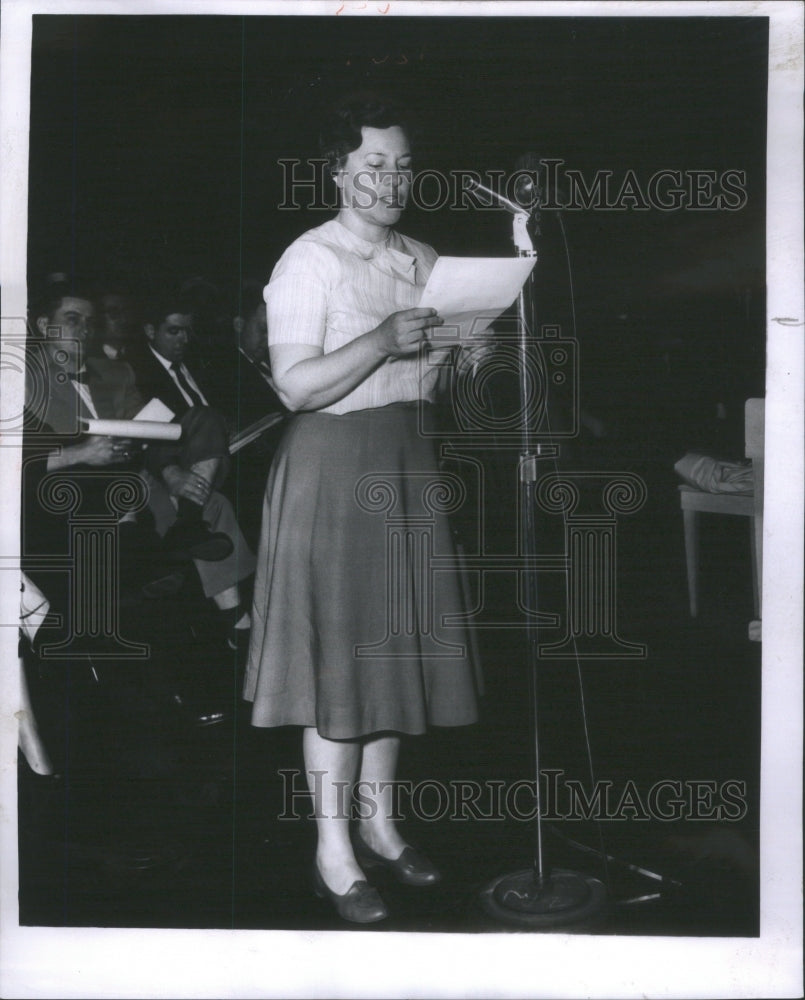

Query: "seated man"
left=20, top=277, right=239, bottom=872
left=91, top=282, right=142, bottom=362
left=224, top=280, right=287, bottom=546
left=135, top=286, right=282, bottom=433
left=233, top=279, right=274, bottom=385
left=21, top=278, right=183, bottom=794
left=27, top=279, right=255, bottom=651
left=128, top=293, right=264, bottom=636
left=126, top=280, right=287, bottom=552
left=22, top=277, right=173, bottom=609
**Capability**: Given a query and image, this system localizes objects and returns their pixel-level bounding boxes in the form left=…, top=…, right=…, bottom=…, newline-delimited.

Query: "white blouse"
left=264, top=218, right=441, bottom=415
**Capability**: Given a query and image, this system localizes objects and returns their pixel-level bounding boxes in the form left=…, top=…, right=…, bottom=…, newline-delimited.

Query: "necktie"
left=170, top=362, right=204, bottom=407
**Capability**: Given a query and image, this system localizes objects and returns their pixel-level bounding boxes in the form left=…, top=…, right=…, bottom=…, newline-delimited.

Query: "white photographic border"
left=1, top=2, right=802, bottom=997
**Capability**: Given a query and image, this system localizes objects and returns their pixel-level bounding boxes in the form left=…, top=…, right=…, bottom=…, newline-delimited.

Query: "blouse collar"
left=332, top=219, right=417, bottom=282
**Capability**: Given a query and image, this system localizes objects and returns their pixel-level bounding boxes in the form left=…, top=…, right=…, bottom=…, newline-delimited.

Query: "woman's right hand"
left=372, top=308, right=442, bottom=359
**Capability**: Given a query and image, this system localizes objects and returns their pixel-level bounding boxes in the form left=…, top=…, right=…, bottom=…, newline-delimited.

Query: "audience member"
left=234, top=279, right=272, bottom=380
left=127, top=293, right=256, bottom=650
left=21, top=277, right=189, bottom=846
left=93, top=284, right=142, bottom=361
left=220, top=280, right=288, bottom=546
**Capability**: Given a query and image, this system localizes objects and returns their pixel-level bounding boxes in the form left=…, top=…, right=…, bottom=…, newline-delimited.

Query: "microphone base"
left=480, top=867, right=607, bottom=929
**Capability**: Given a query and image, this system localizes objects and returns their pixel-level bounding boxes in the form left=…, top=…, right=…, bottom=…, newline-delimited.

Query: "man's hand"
left=46, top=435, right=137, bottom=470
left=161, top=464, right=212, bottom=505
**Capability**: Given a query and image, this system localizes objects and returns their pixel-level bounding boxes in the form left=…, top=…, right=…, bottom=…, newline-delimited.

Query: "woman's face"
left=336, top=125, right=412, bottom=232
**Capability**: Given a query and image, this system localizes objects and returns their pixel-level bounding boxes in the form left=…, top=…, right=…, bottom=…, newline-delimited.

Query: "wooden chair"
left=679, top=399, right=764, bottom=621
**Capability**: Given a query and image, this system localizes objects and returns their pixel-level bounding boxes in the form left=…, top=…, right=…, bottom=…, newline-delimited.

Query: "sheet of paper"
left=418, top=256, right=537, bottom=342
left=134, top=397, right=175, bottom=422
left=81, top=418, right=182, bottom=441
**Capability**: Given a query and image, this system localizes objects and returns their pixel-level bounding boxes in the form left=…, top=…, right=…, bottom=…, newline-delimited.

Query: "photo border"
left=1, top=2, right=802, bottom=997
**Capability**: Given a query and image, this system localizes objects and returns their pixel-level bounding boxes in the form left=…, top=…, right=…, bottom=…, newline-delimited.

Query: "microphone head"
left=513, top=152, right=542, bottom=208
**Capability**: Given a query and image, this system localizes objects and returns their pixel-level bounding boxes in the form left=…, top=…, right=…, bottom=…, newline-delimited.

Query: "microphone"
left=465, top=177, right=529, bottom=216
left=512, top=152, right=543, bottom=209
left=514, top=153, right=569, bottom=211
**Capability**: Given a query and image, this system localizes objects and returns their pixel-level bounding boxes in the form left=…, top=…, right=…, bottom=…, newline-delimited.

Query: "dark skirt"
left=244, top=402, right=481, bottom=739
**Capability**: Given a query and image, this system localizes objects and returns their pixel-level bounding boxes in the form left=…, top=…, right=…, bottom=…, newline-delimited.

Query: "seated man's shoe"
left=353, top=830, right=441, bottom=886
left=162, top=518, right=233, bottom=563
left=313, top=862, right=389, bottom=924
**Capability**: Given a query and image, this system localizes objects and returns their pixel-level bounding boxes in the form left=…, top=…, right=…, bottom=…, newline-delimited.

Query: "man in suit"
left=128, top=294, right=256, bottom=647
left=233, top=279, right=274, bottom=385
left=137, top=283, right=287, bottom=551
left=22, top=283, right=155, bottom=611
left=28, top=281, right=255, bottom=647
left=227, top=280, right=287, bottom=547
left=92, top=284, right=141, bottom=362
left=20, top=279, right=233, bottom=871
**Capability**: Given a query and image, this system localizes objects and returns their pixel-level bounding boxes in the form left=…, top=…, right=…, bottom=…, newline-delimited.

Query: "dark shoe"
left=101, top=838, right=187, bottom=873
left=353, top=830, right=442, bottom=886
left=313, top=862, right=389, bottom=923
left=169, top=693, right=229, bottom=728
left=162, top=519, right=233, bottom=563
left=193, top=707, right=228, bottom=728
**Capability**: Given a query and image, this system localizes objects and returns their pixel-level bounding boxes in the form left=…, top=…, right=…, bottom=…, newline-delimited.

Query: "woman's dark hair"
left=319, top=92, right=416, bottom=174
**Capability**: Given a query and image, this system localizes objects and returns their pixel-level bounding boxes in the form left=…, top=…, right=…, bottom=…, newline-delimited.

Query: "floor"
left=17, top=437, right=761, bottom=938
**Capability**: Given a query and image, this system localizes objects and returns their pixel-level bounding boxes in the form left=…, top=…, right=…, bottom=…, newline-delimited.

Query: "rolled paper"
left=81, top=418, right=182, bottom=441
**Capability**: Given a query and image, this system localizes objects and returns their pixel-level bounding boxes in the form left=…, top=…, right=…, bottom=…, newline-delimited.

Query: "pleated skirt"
left=243, top=402, right=482, bottom=739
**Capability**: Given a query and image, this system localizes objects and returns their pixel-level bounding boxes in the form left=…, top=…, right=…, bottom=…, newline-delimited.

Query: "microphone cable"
left=530, top=204, right=613, bottom=895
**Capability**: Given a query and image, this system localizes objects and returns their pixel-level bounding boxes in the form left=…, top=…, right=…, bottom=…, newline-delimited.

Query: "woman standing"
left=244, top=95, right=481, bottom=923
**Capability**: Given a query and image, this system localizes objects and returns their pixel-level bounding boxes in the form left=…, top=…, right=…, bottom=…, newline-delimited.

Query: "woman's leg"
left=355, top=734, right=409, bottom=859
left=303, top=726, right=364, bottom=894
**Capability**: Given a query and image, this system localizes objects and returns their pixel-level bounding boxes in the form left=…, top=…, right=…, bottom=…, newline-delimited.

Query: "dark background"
left=20, top=13, right=767, bottom=936
left=28, top=14, right=767, bottom=456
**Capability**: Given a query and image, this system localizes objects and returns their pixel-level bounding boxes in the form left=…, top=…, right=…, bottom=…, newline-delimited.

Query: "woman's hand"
left=270, top=309, right=443, bottom=412
left=372, top=308, right=443, bottom=359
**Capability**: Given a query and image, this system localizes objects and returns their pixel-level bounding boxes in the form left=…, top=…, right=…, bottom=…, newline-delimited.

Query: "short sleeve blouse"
left=264, top=218, right=440, bottom=414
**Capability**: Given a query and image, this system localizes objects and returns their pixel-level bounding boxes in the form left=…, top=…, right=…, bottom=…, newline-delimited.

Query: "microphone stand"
left=478, top=198, right=607, bottom=928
